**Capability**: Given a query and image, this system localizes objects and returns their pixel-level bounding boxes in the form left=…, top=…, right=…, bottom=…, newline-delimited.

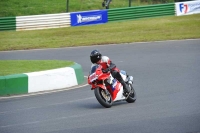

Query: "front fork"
left=102, top=80, right=110, bottom=95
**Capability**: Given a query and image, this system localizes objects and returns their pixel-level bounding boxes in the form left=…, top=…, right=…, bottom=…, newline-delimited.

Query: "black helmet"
left=90, top=50, right=102, bottom=63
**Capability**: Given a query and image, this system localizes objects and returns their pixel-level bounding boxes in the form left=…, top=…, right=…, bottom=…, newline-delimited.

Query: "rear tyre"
left=126, top=84, right=136, bottom=103
left=94, top=88, right=113, bottom=108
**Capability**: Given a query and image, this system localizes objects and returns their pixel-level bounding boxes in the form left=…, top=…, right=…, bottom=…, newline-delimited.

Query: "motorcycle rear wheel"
left=94, top=88, right=113, bottom=108
left=126, top=84, right=136, bottom=103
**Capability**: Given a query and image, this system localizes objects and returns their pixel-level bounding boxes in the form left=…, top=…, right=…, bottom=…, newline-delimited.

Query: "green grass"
left=0, top=2, right=199, bottom=76
left=0, top=0, right=173, bottom=17
left=0, top=60, right=74, bottom=76
left=0, top=14, right=200, bottom=51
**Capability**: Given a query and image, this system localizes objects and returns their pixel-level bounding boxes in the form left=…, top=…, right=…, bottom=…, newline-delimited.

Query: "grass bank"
left=0, top=0, right=173, bottom=17
left=0, top=60, right=74, bottom=76
left=0, top=14, right=200, bottom=51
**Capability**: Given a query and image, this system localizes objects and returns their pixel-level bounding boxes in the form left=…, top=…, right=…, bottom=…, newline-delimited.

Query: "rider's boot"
left=115, top=75, right=130, bottom=96
left=120, top=80, right=130, bottom=96
left=111, top=70, right=130, bottom=96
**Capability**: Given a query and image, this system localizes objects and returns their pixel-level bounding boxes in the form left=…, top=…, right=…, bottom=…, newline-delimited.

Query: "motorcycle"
left=88, top=65, right=136, bottom=108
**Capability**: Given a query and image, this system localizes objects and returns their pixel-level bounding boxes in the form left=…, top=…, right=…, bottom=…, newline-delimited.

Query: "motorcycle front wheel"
left=94, top=87, right=113, bottom=108
left=126, top=84, right=136, bottom=103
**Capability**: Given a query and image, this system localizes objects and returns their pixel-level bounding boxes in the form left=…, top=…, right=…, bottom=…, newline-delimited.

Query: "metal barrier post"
left=129, top=0, right=131, bottom=7
left=66, top=0, right=69, bottom=12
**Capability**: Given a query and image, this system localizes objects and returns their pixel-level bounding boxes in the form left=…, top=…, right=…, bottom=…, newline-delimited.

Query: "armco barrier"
left=108, top=3, right=175, bottom=21
left=0, top=3, right=176, bottom=31
left=0, top=17, right=16, bottom=31
left=0, top=63, right=84, bottom=96
left=16, top=13, right=71, bottom=31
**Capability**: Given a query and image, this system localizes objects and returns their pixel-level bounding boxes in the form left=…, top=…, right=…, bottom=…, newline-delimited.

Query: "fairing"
left=88, top=65, right=125, bottom=101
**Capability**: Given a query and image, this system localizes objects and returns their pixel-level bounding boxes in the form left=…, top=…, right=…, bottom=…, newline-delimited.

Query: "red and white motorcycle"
left=88, top=65, right=136, bottom=108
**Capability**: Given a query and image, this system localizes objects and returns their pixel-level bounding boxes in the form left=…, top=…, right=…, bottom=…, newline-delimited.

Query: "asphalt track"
left=0, top=39, right=200, bottom=133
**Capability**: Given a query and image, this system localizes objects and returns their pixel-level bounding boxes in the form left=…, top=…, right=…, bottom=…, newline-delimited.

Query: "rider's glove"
left=102, top=68, right=110, bottom=73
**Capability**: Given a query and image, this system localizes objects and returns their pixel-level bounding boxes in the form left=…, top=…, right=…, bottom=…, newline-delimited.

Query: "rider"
left=90, top=50, right=129, bottom=96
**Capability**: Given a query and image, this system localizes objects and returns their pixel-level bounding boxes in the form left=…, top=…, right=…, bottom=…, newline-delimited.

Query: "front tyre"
left=126, top=84, right=136, bottom=103
left=94, top=88, right=113, bottom=108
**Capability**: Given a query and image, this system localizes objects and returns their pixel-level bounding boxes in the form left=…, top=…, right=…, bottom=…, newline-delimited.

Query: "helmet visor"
left=90, top=56, right=100, bottom=64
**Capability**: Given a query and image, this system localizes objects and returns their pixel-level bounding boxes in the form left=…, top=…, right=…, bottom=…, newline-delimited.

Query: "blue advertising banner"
left=70, top=10, right=108, bottom=26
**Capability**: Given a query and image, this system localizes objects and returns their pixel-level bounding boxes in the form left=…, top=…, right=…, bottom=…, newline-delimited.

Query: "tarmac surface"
left=0, top=39, right=200, bottom=133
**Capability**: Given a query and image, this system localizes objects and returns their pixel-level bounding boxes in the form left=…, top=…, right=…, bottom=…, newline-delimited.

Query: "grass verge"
left=0, top=0, right=172, bottom=17
left=0, top=60, right=74, bottom=76
left=0, top=14, right=199, bottom=76
left=0, top=14, right=200, bottom=51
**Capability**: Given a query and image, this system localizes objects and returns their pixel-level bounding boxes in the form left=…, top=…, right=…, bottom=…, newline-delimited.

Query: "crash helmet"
left=90, top=50, right=102, bottom=64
